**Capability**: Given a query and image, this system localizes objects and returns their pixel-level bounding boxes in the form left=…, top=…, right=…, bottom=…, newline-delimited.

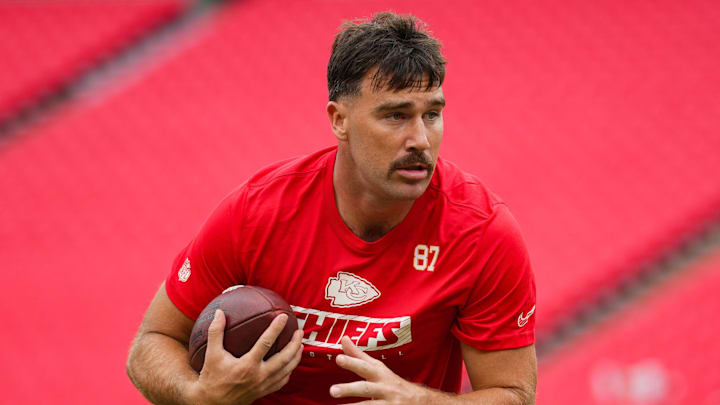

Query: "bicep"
left=461, top=343, right=537, bottom=398
left=138, top=281, right=195, bottom=345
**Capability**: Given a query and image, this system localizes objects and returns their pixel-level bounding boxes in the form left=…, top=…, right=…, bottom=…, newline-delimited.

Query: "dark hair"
left=327, top=12, right=446, bottom=101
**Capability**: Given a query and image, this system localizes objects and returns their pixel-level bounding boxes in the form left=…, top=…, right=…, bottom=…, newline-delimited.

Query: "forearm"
left=126, top=331, right=199, bottom=405
left=424, top=386, right=534, bottom=405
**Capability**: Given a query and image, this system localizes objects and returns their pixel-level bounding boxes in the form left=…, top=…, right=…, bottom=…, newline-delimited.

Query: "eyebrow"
left=374, top=97, right=446, bottom=113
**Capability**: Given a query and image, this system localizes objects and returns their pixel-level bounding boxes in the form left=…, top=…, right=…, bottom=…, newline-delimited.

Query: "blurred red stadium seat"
left=537, top=250, right=720, bottom=404
left=0, top=0, right=183, bottom=122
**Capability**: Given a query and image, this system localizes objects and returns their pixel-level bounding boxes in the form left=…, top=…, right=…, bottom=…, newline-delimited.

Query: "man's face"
left=340, top=74, right=445, bottom=202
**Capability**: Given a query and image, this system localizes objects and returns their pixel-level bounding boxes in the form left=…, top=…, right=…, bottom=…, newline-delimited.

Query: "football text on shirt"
left=292, top=305, right=412, bottom=351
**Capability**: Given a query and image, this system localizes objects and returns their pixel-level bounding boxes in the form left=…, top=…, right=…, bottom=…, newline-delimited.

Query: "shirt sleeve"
left=165, top=189, right=248, bottom=320
left=451, top=203, right=536, bottom=351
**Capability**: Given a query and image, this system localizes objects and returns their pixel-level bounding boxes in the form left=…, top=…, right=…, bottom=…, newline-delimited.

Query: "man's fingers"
left=267, top=342, right=303, bottom=385
left=265, top=329, right=303, bottom=369
left=206, top=309, right=227, bottom=358
left=341, top=336, right=374, bottom=361
left=336, top=353, right=378, bottom=380
left=248, top=313, right=288, bottom=361
left=329, top=380, right=383, bottom=399
left=266, top=373, right=292, bottom=395
left=281, top=343, right=303, bottom=375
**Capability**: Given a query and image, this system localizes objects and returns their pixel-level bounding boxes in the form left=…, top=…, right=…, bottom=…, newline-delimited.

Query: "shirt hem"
left=452, top=330, right=535, bottom=351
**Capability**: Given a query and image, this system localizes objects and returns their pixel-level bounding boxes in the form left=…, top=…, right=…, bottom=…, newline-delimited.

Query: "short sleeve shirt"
left=166, top=146, right=536, bottom=404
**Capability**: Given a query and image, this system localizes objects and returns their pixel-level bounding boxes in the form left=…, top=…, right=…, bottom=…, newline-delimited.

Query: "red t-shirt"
left=166, top=146, right=536, bottom=404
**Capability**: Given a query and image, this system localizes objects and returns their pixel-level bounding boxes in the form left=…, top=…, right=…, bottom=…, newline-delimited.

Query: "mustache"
left=390, top=152, right=434, bottom=172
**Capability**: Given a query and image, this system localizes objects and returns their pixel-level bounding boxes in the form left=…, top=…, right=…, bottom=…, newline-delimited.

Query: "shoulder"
left=212, top=147, right=334, bottom=231
left=221, top=146, right=333, bottom=206
left=245, top=146, right=334, bottom=189
left=424, top=157, right=528, bottom=253
left=427, top=157, right=506, bottom=221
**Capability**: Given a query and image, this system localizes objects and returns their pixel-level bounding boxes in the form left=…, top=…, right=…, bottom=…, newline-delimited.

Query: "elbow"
left=508, top=385, right=535, bottom=405
left=125, top=336, right=142, bottom=387
left=126, top=351, right=136, bottom=384
left=519, top=391, right=535, bottom=405
left=483, top=382, right=533, bottom=405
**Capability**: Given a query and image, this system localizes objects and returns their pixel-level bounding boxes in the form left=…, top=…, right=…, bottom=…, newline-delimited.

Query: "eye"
left=387, top=112, right=406, bottom=121
left=423, top=111, right=441, bottom=120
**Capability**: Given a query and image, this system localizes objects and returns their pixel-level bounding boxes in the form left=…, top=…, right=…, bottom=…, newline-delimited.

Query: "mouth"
left=395, top=163, right=430, bottom=180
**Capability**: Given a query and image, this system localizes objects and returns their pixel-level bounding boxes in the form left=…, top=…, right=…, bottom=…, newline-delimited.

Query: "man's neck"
left=333, top=150, right=415, bottom=242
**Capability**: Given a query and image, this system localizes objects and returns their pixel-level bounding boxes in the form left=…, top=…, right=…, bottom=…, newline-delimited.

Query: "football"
left=188, top=285, right=298, bottom=373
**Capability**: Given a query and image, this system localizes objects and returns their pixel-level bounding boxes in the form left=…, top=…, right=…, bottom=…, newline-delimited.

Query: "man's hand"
left=190, top=310, right=304, bottom=405
left=329, top=336, right=444, bottom=404
left=329, top=335, right=536, bottom=405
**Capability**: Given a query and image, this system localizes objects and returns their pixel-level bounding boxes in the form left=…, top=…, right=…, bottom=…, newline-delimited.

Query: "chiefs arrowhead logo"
left=325, top=272, right=381, bottom=308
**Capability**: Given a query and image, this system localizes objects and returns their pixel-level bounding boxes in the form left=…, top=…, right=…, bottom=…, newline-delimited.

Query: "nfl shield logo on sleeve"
left=178, top=258, right=191, bottom=282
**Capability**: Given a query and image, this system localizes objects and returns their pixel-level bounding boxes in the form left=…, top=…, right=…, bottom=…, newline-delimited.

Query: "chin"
left=387, top=182, right=430, bottom=201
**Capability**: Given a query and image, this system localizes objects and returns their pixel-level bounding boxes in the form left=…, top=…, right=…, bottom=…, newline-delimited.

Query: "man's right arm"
left=126, top=282, right=200, bottom=404
left=126, top=282, right=303, bottom=405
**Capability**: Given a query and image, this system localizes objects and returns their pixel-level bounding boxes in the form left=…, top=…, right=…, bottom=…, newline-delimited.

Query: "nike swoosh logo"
left=517, top=305, right=535, bottom=328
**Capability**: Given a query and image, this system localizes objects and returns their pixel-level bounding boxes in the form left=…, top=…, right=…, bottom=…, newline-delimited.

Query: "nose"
left=404, top=116, right=431, bottom=152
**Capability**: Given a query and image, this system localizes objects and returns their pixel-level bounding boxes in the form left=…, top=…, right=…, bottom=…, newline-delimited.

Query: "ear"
left=327, top=101, right=349, bottom=142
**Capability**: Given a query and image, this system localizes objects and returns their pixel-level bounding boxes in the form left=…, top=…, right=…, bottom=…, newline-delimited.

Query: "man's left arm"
left=457, top=342, right=537, bottom=404
left=330, top=337, right=536, bottom=404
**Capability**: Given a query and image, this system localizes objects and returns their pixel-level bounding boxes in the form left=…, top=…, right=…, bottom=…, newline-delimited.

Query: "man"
left=127, top=12, right=537, bottom=405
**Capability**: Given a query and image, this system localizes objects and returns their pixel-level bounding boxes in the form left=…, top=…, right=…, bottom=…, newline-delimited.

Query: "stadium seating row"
left=0, top=0, right=184, bottom=123
left=537, top=249, right=720, bottom=404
